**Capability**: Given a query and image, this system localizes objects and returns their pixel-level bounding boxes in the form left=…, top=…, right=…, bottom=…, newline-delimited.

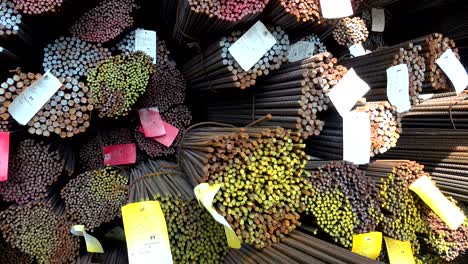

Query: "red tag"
left=138, top=122, right=179, bottom=147
left=138, top=107, right=166, bottom=138
left=103, top=144, right=136, bottom=166
left=0, top=132, right=9, bottom=181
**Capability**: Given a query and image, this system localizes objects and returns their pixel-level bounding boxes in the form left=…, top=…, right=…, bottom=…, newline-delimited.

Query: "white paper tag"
left=372, top=8, right=385, bottom=32
left=349, top=44, right=366, bottom=57
left=436, top=49, right=468, bottom=94
left=343, top=111, right=371, bottom=165
left=228, top=21, right=277, bottom=71
left=135, top=29, right=157, bottom=64
left=387, top=64, right=411, bottom=112
left=287, top=41, right=316, bottom=62
left=9, top=71, right=62, bottom=125
left=328, top=69, right=371, bottom=117
left=320, top=0, right=353, bottom=19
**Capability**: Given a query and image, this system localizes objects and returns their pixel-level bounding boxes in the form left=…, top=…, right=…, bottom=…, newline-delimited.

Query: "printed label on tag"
left=343, top=111, right=371, bottom=165
left=352, top=232, right=382, bottom=260
left=328, top=68, right=371, bottom=117
left=122, top=201, right=173, bottom=264
left=409, top=176, right=466, bottom=230
left=194, top=183, right=241, bottom=249
left=384, top=237, right=415, bottom=264
left=71, top=225, right=104, bottom=253
left=349, top=43, right=366, bottom=57
left=139, top=107, right=166, bottom=138
left=135, top=29, right=157, bottom=64
left=287, top=41, right=316, bottom=62
left=372, top=8, right=385, bottom=32
left=9, top=71, right=62, bottom=125
left=228, top=21, right=277, bottom=71
left=103, top=144, right=137, bottom=166
left=0, top=132, right=9, bottom=182
left=436, top=49, right=468, bottom=93
left=387, top=64, right=411, bottom=112
left=320, top=0, right=353, bottom=19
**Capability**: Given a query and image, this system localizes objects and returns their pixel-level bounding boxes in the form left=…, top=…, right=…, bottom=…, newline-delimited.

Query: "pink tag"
left=0, top=132, right=9, bottom=181
left=138, top=121, right=179, bottom=147
left=154, top=122, right=179, bottom=147
left=138, top=107, right=166, bottom=138
left=103, top=144, right=136, bottom=166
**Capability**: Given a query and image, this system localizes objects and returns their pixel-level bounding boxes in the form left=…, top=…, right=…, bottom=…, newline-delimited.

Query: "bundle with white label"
left=332, top=17, right=369, bottom=47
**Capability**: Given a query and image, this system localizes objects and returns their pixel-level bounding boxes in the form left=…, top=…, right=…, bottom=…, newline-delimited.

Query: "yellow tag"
left=352, top=232, right=382, bottom=260
left=122, top=201, right=173, bottom=264
left=384, top=237, right=415, bottom=264
left=194, top=183, right=242, bottom=249
left=70, top=225, right=104, bottom=253
left=409, top=176, right=466, bottom=230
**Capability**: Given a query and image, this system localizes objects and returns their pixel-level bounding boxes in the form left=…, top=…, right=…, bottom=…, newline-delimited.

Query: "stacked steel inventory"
left=204, top=52, right=348, bottom=138
left=172, top=0, right=269, bottom=44
left=332, top=17, right=369, bottom=47
left=13, top=0, right=62, bottom=15
left=183, top=26, right=289, bottom=91
left=128, top=160, right=229, bottom=262
left=341, top=41, right=426, bottom=105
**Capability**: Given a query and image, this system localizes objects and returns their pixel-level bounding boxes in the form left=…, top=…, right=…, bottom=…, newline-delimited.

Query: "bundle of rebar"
left=87, top=51, right=154, bottom=118
left=365, top=160, right=468, bottom=261
left=204, top=52, right=348, bottom=139
left=26, top=76, right=93, bottom=138
left=263, top=0, right=322, bottom=34
left=0, top=0, right=22, bottom=36
left=128, top=159, right=229, bottom=263
left=135, top=105, right=192, bottom=158
left=60, top=167, right=128, bottom=229
left=0, top=195, right=80, bottom=264
left=182, top=26, right=289, bottom=91
left=136, top=63, right=186, bottom=112
left=361, top=8, right=389, bottom=50
left=75, top=246, right=128, bottom=264
left=113, top=30, right=172, bottom=65
left=13, top=0, right=62, bottom=15
left=302, top=161, right=382, bottom=248
left=43, top=36, right=112, bottom=79
left=172, top=0, right=269, bottom=44
left=179, top=125, right=310, bottom=248
left=0, top=238, right=33, bottom=264
left=78, top=127, right=136, bottom=171
left=69, top=0, right=136, bottom=43
left=0, top=139, right=65, bottom=204
left=225, top=228, right=380, bottom=264
left=332, top=17, right=369, bottom=47
left=300, top=34, right=327, bottom=54
left=382, top=127, right=468, bottom=202
left=341, top=41, right=426, bottom=106
left=401, top=91, right=468, bottom=129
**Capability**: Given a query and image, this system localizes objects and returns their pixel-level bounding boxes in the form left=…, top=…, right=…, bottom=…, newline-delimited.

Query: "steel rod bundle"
left=69, top=0, right=136, bottom=43
left=0, top=0, right=22, bottom=36
left=302, top=161, right=382, bottom=248
left=128, top=159, right=229, bottom=263
left=13, top=0, right=62, bottom=15
left=75, top=245, right=128, bottom=264
left=135, top=105, right=192, bottom=158
left=332, top=17, right=369, bottom=46
left=361, top=9, right=390, bottom=50
left=60, top=167, right=128, bottom=229
left=401, top=91, right=468, bottom=129
left=299, top=34, right=327, bottom=54
left=26, top=76, right=93, bottom=138
left=182, top=26, right=289, bottom=91
left=382, top=128, right=468, bottom=202
left=78, top=127, right=136, bottom=171
left=0, top=139, right=65, bottom=204
left=341, top=42, right=426, bottom=106
left=225, top=227, right=380, bottom=264
left=0, top=238, right=33, bottom=264
left=179, top=125, right=310, bottom=248
left=87, top=51, right=154, bottom=118
left=172, top=0, right=269, bottom=45
left=43, top=36, right=112, bottom=79
left=0, top=195, right=80, bottom=264
left=113, top=30, right=172, bottom=66
left=204, top=52, right=348, bottom=139
left=365, top=160, right=468, bottom=261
